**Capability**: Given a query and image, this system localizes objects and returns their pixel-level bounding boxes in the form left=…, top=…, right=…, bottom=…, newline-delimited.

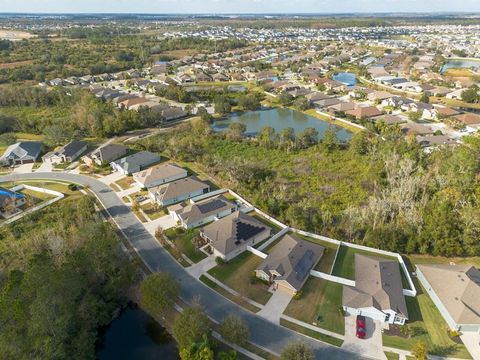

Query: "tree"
left=281, top=341, right=314, bottom=360
left=293, top=97, right=310, bottom=111
left=349, top=131, right=369, bottom=155
left=139, top=272, right=180, bottom=318
left=227, top=122, right=247, bottom=141
left=411, top=341, right=428, bottom=360
left=214, top=95, right=232, bottom=115
left=237, top=94, right=260, bottom=111
left=322, top=126, right=339, bottom=152
left=420, top=93, right=430, bottom=104
left=173, top=307, right=211, bottom=351
left=0, top=132, right=16, bottom=147
left=296, top=127, right=318, bottom=149
left=258, top=126, right=276, bottom=147
left=179, top=336, right=214, bottom=360
left=279, top=92, right=294, bottom=106
left=408, top=111, right=422, bottom=122
left=461, top=88, right=479, bottom=104
left=197, top=107, right=213, bottom=123
left=219, top=315, right=249, bottom=346
left=279, top=127, right=296, bottom=151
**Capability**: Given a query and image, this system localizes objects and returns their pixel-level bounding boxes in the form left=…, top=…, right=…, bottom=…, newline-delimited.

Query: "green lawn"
left=207, top=251, right=272, bottom=305
left=2, top=180, right=83, bottom=202
left=20, top=188, right=56, bottom=203
left=141, top=202, right=167, bottom=220
left=164, top=228, right=207, bottom=264
left=331, top=245, right=409, bottom=288
left=280, top=318, right=344, bottom=347
left=115, top=176, right=135, bottom=190
left=284, top=276, right=345, bottom=335
left=199, top=275, right=261, bottom=313
left=383, top=281, right=471, bottom=359
left=384, top=352, right=400, bottom=360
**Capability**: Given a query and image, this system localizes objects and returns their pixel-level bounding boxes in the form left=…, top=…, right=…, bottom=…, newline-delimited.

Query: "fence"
left=257, top=227, right=290, bottom=252
left=246, top=246, right=268, bottom=259
left=310, top=270, right=356, bottom=287
left=1, top=184, right=64, bottom=226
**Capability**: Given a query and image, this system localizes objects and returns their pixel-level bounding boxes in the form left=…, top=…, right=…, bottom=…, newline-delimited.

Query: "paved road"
left=0, top=172, right=368, bottom=360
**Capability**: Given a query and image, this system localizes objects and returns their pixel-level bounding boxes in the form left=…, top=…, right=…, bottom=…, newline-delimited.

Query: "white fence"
left=191, top=188, right=229, bottom=203
left=292, top=227, right=417, bottom=297
left=310, top=270, right=356, bottom=287
left=257, top=227, right=290, bottom=252
left=228, top=191, right=417, bottom=297
left=246, top=246, right=268, bottom=259
left=1, top=184, right=64, bottom=226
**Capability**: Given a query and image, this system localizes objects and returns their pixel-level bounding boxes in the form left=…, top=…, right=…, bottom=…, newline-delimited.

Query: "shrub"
left=215, top=256, right=225, bottom=265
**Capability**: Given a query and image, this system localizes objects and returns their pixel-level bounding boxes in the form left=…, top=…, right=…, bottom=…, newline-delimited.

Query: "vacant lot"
left=284, top=276, right=345, bottom=335
left=208, top=251, right=272, bottom=305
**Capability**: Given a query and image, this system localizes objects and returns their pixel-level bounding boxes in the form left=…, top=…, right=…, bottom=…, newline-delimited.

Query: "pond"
left=97, top=306, right=178, bottom=360
left=212, top=108, right=352, bottom=141
left=332, top=72, right=357, bottom=87
left=441, top=59, right=480, bottom=73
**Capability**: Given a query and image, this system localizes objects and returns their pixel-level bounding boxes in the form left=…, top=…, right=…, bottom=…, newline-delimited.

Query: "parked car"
left=356, top=315, right=366, bottom=339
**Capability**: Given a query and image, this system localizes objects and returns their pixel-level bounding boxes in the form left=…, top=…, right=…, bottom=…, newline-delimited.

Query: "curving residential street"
left=0, top=172, right=367, bottom=360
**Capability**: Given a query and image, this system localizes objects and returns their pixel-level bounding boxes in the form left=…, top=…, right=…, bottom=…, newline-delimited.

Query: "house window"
left=385, top=313, right=391, bottom=322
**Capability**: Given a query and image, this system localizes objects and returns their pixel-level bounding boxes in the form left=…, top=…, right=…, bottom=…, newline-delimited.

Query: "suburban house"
left=201, top=211, right=272, bottom=261
left=82, top=143, right=128, bottom=166
left=343, top=254, right=408, bottom=325
left=346, top=106, right=383, bottom=120
left=169, top=195, right=238, bottom=229
left=416, top=264, right=480, bottom=332
left=0, top=187, right=26, bottom=214
left=149, top=177, right=210, bottom=206
left=255, top=234, right=324, bottom=294
left=0, top=141, right=42, bottom=166
left=110, top=151, right=160, bottom=175
left=133, top=163, right=187, bottom=188
left=42, top=141, right=88, bottom=164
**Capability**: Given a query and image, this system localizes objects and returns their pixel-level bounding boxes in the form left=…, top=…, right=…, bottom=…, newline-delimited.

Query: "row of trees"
left=139, top=272, right=315, bottom=360
left=138, top=119, right=480, bottom=257
left=0, top=196, right=136, bottom=359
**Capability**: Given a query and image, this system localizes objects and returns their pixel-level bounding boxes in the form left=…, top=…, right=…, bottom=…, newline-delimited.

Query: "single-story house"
left=346, top=106, right=383, bottom=120
left=0, top=187, right=26, bottom=213
left=169, top=195, right=238, bottom=229
left=367, top=91, right=394, bottom=102
left=454, top=113, right=480, bottom=127
left=133, top=163, right=187, bottom=188
left=401, top=123, right=434, bottom=136
left=110, top=151, right=160, bottom=175
left=0, top=141, right=42, bottom=166
left=416, top=264, right=480, bottom=332
left=42, top=141, right=88, bottom=164
left=201, top=211, right=272, bottom=261
left=381, top=114, right=407, bottom=126
left=82, top=143, right=128, bottom=167
left=313, top=97, right=342, bottom=109
left=149, top=177, right=210, bottom=206
left=343, top=254, right=408, bottom=325
left=255, top=234, right=324, bottom=295
left=416, top=135, right=456, bottom=148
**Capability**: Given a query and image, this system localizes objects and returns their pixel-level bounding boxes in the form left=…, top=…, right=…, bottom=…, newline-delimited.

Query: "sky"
left=0, top=0, right=479, bottom=14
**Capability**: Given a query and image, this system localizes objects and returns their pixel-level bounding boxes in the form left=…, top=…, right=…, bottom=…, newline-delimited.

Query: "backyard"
left=284, top=276, right=345, bottom=335
left=207, top=251, right=273, bottom=305
left=382, top=281, right=471, bottom=359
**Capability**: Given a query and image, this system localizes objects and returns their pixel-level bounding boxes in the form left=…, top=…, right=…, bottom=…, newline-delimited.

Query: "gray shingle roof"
left=0, top=141, right=42, bottom=162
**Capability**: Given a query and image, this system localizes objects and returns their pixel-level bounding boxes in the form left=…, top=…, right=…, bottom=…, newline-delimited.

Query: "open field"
left=284, top=276, right=345, bottom=335
left=208, top=251, right=272, bottom=305
left=382, top=281, right=471, bottom=359
left=0, top=29, right=35, bottom=40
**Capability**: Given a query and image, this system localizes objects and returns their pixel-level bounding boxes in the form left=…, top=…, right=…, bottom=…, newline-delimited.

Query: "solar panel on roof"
left=197, top=199, right=227, bottom=214
left=294, top=249, right=315, bottom=282
left=235, top=222, right=265, bottom=241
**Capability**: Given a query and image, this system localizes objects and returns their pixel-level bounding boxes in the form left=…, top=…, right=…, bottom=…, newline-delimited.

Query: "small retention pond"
left=212, top=108, right=352, bottom=141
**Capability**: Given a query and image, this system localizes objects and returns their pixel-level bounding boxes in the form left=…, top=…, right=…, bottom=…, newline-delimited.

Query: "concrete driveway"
left=36, top=161, right=53, bottom=172
left=13, top=163, right=34, bottom=174
left=341, top=315, right=386, bottom=360
left=257, top=289, right=293, bottom=324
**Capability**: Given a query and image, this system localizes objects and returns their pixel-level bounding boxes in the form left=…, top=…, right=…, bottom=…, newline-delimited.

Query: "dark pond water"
left=212, top=108, right=352, bottom=141
left=97, top=306, right=178, bottom=360
left=441, top=59, right=480, bottom=73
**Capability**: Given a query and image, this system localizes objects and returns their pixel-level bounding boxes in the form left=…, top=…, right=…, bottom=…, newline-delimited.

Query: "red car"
left=356, top=315, right=366, bottom=339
